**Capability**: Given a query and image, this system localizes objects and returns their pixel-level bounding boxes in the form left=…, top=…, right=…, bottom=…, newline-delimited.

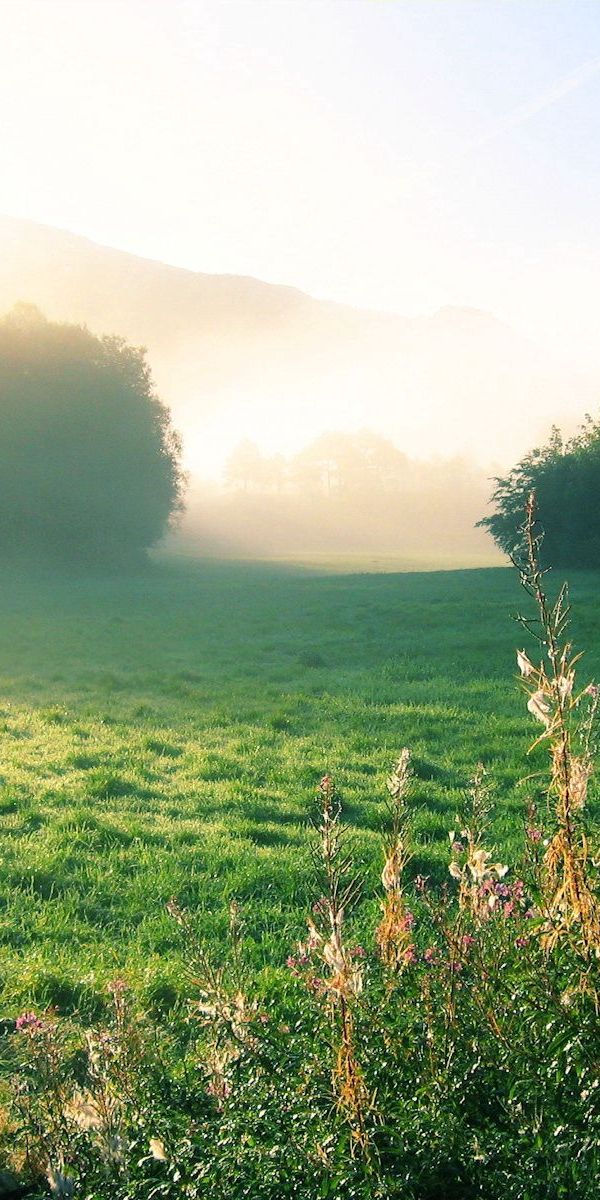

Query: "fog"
left=1, top=217, right=597, bottom=567
left=165, top=432, right=502, bottom=568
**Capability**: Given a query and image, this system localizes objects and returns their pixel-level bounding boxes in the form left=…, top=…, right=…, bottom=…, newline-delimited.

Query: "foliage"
left=0, top=304, right=184, bottom=563
left=479, top=416, right=600, bottom=567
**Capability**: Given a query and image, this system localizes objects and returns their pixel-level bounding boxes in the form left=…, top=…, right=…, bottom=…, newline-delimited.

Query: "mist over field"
left=1, top=215, right=598, bottom=565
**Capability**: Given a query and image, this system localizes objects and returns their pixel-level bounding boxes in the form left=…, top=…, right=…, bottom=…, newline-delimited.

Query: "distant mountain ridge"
left=0, top=214, right=595, bottom=472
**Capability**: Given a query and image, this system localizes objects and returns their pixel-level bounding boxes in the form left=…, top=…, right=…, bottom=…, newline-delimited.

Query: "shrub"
left=479, top=415, right=600, bottom=567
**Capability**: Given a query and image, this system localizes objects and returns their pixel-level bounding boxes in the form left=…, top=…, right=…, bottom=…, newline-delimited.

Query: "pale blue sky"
left=1, top=0, right=599, bottom=360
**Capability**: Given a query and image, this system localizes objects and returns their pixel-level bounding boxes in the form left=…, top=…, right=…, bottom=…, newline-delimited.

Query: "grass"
left=1, top=554, right=599, bottom=1021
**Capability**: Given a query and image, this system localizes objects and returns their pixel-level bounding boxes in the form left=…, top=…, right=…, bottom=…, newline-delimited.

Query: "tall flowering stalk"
left=447, top=766, right=508, bottom=925
left=304, top=775, right=373, bottom=1159
left=513, top=492, right=600, bottom=958
left=376, top=749, right=416, bottom=970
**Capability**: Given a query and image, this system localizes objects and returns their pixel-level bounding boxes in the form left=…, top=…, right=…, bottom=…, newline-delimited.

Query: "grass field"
left=1, top=556, right=599, bottom=1023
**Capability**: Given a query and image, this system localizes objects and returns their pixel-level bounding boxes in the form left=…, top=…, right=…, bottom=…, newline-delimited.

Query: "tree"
left=478, top=417, right=600, bottom=567
left=0, top=305, right=184, bottom=562
left=290, top=431, right=409, bottom=497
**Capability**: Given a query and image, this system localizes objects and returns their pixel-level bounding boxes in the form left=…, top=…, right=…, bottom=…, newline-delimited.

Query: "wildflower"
left=402, top=944, right=416, bottom=965
left=306, top=974, right=323, bottom=993
left=15, top=1011, right=43, bottom=1032
left=461, top=934, right=476, bottom=949
left=107, top=978, right=127, bottom=994
left=149, top=1137, right=168, bottom=1161
left=381, top=850, right=402, bottom=891
left=517, top=649, right=535, bottom=677
left=468, top=848, right=508, bottom=883
left=527, top=690, right=551, bottom=726
left=557, top=673, right=574, bottom=701
left=423, top=946, right=437, bottom=964
left=527, top=826, right=542, bottom=842
left=515, top=935, right=529, bottom=949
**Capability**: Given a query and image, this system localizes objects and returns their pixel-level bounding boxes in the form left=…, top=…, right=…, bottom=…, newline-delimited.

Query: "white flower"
left=557, top=673, right=574, bottom=702
left=527, top=690, right=551, bottom=726
left=517, top=649, right=535, bottom=678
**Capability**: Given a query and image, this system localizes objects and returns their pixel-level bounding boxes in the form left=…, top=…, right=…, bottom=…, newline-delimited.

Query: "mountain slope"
left=0, top=215, right=595, bottom=472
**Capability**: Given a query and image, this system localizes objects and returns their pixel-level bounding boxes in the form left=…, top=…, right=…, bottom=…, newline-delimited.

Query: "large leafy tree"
left=479, top=417, right=600, bottom=567
left=0, top=305, right=184, bottom=562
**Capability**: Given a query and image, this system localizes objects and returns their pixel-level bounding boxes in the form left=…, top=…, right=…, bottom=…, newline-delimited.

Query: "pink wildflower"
left=107, top=978, right=128, bottom=995
left=15, top=1011, right=43, bottom=1032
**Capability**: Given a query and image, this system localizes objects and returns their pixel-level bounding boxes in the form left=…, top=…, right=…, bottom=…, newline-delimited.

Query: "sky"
left=0, top=0, right=599, bottom=366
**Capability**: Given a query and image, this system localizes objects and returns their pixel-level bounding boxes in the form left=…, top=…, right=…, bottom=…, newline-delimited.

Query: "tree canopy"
left=479, top=416, right=600, bottom=567
left=0, top=305, right=184, bottom=563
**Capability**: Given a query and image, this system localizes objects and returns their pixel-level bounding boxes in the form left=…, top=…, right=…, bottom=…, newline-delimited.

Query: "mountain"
left=0, top=214, right=596, bottom=474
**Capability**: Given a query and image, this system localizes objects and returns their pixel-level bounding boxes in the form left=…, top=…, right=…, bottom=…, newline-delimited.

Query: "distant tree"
left=291, top=430, right=408, bottom=496
left=224, top=440, right=261, bottom=491
left=0, top=305, right=184, bottom=562
left=224, top=440, right=286, bottom=492
left=478, top=417, right=600, bottom=567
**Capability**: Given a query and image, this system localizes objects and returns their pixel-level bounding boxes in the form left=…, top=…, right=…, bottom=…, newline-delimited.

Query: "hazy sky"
left=1, top=0, right=600, bottom=364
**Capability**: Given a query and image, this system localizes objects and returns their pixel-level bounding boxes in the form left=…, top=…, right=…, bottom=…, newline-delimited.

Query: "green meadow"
left=1, top=556, right=599, bottom=1021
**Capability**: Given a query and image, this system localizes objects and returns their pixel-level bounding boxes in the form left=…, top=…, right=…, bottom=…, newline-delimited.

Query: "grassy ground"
left=1, top=556, right=599, bottom=1021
